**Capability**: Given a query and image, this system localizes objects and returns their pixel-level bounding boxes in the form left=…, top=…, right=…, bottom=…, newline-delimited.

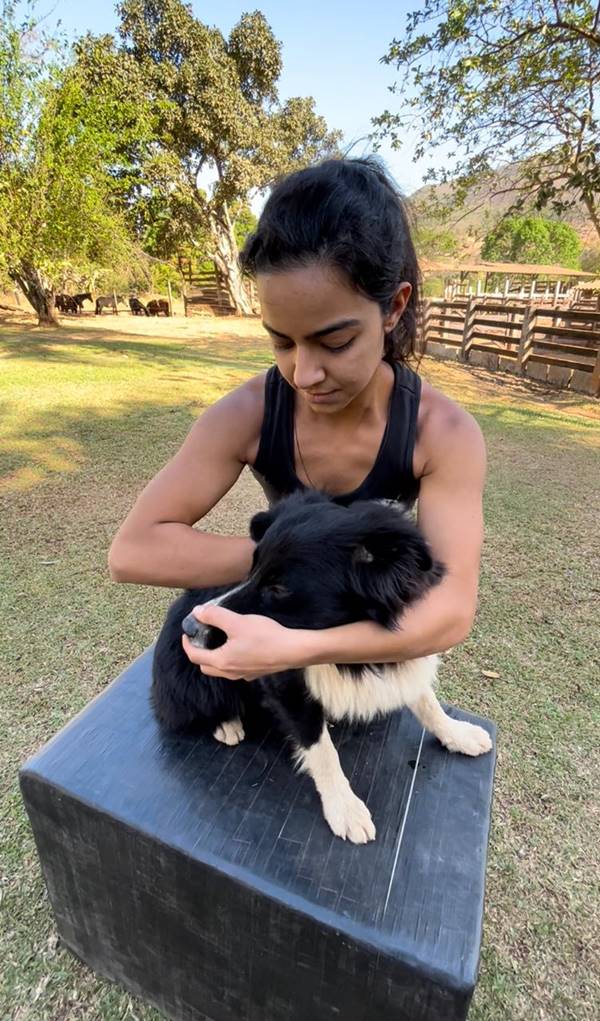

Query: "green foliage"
left=481, top=216, right=583, bottom=268
left=0, top=5, right=154, bottom=300
left=422, top=276, right=446, bottom=297
left=374, top=1, right=600, bottom=241
left=149, top=259, right=182, bottom=297
left=111, top=0, right=340, bottom=253
left=1, top=0, right=340, bottom=315
left=413, top=224, right=458, bottom=259
left=233, top=204, right=258, bottom=250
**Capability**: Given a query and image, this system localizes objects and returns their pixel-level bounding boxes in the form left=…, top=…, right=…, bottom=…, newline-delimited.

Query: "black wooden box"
left=20, top=648, right=496, bottom=1021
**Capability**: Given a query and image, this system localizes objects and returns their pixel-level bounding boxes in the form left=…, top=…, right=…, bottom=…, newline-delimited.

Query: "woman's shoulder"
left=203, top=370, right=268, bottom=465
left=414, top=377, right=485, bottom=478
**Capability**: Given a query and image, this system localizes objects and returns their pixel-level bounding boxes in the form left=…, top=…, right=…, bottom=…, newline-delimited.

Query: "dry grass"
left=1, top=312, right=599, bottom=1020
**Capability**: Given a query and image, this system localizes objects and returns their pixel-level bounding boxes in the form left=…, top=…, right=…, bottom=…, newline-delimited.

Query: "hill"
left=409, top=165, right=597, bottom=260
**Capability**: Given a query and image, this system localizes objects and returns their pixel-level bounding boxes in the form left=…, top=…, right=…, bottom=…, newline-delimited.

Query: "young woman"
left=108, top=158, right=486, bottom=681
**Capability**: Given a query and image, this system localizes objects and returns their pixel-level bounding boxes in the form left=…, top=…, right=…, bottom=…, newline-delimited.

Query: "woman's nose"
left=293, top=348, right=326, bottom=390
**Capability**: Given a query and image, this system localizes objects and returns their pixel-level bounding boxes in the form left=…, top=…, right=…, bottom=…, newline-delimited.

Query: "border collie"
left=152, top=492, right=492, bottom=844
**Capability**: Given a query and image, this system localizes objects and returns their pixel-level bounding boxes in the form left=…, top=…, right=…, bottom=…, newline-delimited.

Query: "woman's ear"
left=383, top=281, right=412, bottom=333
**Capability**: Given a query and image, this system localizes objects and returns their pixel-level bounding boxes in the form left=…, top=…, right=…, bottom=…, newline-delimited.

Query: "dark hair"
left=240, top=157, right=421, bottom=364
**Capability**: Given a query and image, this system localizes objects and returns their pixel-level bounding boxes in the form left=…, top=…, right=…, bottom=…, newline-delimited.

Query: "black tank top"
left=250, top=360, right=421, bottom=508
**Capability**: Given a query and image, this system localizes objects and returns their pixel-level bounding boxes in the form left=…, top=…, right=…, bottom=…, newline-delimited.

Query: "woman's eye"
left=325, top=337, right=355, bottom=353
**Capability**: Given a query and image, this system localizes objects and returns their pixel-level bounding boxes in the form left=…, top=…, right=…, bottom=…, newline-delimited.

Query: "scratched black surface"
left=21, top=647, right=497, bottom=1021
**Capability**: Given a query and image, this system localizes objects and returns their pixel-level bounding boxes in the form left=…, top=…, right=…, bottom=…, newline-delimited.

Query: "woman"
left=108, top=158, right=486, bottom=681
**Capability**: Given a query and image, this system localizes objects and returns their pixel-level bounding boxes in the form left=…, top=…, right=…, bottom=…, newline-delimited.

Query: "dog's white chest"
left=305, top=657, right=438, bottom=723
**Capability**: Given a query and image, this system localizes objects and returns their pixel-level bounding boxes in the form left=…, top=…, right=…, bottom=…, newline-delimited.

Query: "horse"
left=73, top=292, right=93, bottom=311
left=95, top=295, right=123, bottom=315
left=129, top=297, right=149, bottom=316
left=56, top=293, right=79, bottom=314
left=146, top=299, right=170, bottom=316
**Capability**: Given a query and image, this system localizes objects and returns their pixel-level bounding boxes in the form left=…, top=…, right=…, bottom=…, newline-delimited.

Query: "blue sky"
left=42, top=0, right=436, bottom=197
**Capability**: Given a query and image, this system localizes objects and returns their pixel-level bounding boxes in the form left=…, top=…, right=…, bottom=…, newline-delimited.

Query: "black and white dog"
left=152, top=492, right=492, bottom=844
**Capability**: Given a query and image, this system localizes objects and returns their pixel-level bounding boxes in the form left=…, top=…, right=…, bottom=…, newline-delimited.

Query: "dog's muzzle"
left=181, top=612, right=226, bottom=650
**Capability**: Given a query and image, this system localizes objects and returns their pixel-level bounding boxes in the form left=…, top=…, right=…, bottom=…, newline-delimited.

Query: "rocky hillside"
left=409, top=165, right=597, bottom=258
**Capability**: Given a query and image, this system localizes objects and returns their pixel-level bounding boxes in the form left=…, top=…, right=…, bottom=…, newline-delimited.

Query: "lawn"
left=1, top=311, right=599, bottom=1020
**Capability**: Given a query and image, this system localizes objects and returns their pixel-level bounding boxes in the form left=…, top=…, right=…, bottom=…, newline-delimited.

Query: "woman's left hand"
left=181, top=604, right=309, bottom=680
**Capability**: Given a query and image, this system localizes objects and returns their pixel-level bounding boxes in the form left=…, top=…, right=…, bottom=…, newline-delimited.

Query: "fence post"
left=420, top=299, right=431, bottom=355
left=516, top=304, right=535, bottom=374
left=591, top=345, right=600, bottom=398
left=112, top=290, right=119, bottom=315
left=167, top=279, right=173, bottom=317
left=460, top=297, right=476, bottom=361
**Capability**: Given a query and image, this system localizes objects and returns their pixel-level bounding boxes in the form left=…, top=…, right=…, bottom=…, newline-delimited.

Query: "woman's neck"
left=298, top=360, right=394, bottom=430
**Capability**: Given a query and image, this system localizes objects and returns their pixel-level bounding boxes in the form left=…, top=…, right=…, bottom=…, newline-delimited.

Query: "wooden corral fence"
left=178, top=259, right=234, bottom=315
left=421, top=297, right=600, bottom=397
left=178, top=256, right=258, bottom=316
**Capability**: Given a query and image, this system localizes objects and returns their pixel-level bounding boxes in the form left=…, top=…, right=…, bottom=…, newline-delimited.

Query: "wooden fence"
left=178, top=257, right=258, bottom=316
left=421, top=298, right=600, bottom=397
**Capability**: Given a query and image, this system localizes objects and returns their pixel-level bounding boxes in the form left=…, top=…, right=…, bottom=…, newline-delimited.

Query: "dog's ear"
left=349, top=510, right=446, bottom=625
left=354, top=529, right=436, bottom=575
left=249, top=508, right=277, bottom=542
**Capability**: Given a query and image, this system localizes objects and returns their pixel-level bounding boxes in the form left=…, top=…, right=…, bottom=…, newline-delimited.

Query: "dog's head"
left=184, top=492, right=445, bottom=648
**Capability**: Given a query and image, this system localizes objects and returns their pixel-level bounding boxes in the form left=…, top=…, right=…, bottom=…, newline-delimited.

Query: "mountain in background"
left=409, top=164, right=597, bottom=261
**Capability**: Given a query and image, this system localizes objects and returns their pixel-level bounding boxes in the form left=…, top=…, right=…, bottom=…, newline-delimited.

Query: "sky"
left=39, top=0, right=438, bottom=198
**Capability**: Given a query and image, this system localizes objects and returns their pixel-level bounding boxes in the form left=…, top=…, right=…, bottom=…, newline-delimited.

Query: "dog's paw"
left=323, top=790, right=376, bottom=844
left=442, top=720, right=493, bottom=757
left=213, top=718, right=245, bottom=746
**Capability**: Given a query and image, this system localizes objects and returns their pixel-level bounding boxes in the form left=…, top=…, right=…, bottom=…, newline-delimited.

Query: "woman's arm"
left=186, top=405, right=486, bottom=679
left=108, top=379, right=264, bottom=589
left=302, top=405, right=486, bottom=664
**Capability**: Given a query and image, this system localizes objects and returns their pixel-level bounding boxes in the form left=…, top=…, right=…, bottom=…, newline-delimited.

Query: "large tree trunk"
left=210, top=205, right=253, bottom=316
left=9, top=259, right=60, bottom=326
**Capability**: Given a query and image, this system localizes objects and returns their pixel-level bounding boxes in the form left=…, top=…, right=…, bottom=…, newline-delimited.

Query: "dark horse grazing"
left=55, top=293, right=79, bottom=314
left=146, top=298, right=170, bottom=316
left=73, top=292, right=93, bottom=311
left=55, top=292, right=92, bottom=314
left=129, top=297, right=149, bottom=316
left=95, top=295, right=123, bottom=315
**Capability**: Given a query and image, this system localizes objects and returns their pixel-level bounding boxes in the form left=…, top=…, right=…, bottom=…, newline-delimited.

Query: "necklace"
left=294, top=420, right=319, bottom=490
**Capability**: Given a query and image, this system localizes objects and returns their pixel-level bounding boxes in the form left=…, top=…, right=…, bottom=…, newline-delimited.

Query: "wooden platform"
left=20, top=647, right=496, bottom=1021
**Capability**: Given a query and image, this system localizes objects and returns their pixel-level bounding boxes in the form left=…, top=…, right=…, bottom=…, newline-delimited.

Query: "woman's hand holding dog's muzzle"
left=182, top=604, right=308, bottom=680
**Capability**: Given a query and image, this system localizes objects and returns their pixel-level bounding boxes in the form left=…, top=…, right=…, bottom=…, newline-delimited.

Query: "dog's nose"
left=182, top=612, right=210, bottom=647
left=182, top=613, right=199, bottom=638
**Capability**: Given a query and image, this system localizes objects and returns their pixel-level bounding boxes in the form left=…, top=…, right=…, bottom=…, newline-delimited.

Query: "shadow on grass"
left=1, top=325, right=598, bottom=498
left=0, top=323, right=271, bottom=374
left=1, top=398, right=199, bottom=496
left=2, top=390, right=599, bottom=509
left=474, top=402, right=599, bottom=440
left=422, top=356, right=599, bottom=419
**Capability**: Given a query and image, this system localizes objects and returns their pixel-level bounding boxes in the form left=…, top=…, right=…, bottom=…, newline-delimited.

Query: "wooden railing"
left=421, top=299, right=600, bottom=396
left=177, top=256, right=258, bottom=315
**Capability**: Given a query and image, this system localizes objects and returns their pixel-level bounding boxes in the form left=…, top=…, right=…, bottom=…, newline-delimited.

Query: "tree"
left=374, top=1, right=600, bottom=241
left=107, top=0, right=341, bottom=314
left=0, top=4, right=152, bottom=324
left=412, top=223, right=459, bottom=259
left=481, top=216, right=583, bottom=268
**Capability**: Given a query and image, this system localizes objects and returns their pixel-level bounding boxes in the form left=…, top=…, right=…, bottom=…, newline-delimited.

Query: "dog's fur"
left=152, top=492, right=492, bottom=843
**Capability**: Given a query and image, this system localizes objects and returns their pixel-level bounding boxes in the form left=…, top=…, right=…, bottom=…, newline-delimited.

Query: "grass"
left=1, top=312, right=599, bottom=1020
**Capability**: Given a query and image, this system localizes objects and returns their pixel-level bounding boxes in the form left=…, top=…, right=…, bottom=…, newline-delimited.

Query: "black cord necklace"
left=294, top=419, right=318, bottom=490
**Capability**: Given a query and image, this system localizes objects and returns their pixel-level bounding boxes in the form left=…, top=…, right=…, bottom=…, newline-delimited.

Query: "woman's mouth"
left=303, top=389, right=340, bottom=404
